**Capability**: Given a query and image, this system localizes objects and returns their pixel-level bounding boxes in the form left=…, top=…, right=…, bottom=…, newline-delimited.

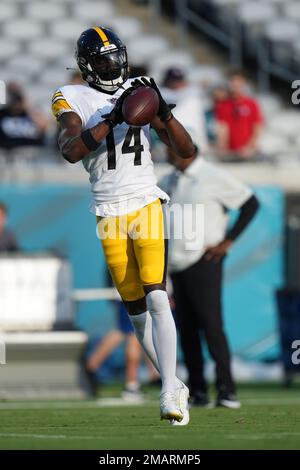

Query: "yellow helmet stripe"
left=93, top=26, right=110, bottom=46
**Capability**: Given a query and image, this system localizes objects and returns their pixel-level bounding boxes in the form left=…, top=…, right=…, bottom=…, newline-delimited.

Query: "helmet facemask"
left=78, top=47, right=128, bottom=93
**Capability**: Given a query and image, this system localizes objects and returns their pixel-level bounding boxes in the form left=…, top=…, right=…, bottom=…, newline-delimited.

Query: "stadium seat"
left=127, top=35, right=169, bottom=65
left=24, top=2, right=67, bottom=21
left=40, top=68, right=72, bottom=90
left=28, top=39, right=71, bottom=61
left=3, top=19, right=44, bottom=40
left=27, top=84, right=58, bottom=107
left=6, top=56, right=47, bottom=76
left=282, top=2, right=300, bottom=22
left=0, top=69, right=31, bottom=87
left=0, top=40, right=21, bottom=61
left=237, top=2, right=278, bottom=25
left=47, top=0, right=80, bottom=3
left=211, top=0, right=247, bottom=6
left=264, top=19, right=300, bottom=66
left=254, top=93, right=282, bottom=118
left=294, top=134, right=300, bottom=150
left=259, top=132, right=290, bottom=157
left=264, top=19, right=300, bottom=43
left=293, top=40, right=300, bottom=62
left=109, top=17, right=142, bottom=42
left=72, top=2, right=115, bottom=22
left=0, top=3, right=18, bottom=22
left=150, top=51, right=195, bottom=83
left=50, top=19, right=90, bottom=40
left=187, top=65, right=225, bottom=88
left=268, top=111, right=300, bottom=139
left=52, top=56, right=78, bottom=74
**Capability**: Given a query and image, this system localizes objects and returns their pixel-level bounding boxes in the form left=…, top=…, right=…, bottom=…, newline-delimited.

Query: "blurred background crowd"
left=0, top=0, right=300, bottom=400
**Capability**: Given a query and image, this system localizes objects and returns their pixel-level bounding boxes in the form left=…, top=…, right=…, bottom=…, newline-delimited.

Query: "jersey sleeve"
left=51, top=89, right=74, bottom=120
left=214, top=167, right=253, bottom=210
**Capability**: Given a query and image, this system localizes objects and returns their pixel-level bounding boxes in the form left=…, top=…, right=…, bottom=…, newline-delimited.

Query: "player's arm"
left=131, top=77, right=195, bottom=159
left=53, top=87, right=133, bottom=164
left=151, top=116, right=196, bottom=159
left=57, top=112, right=111, bottom=164
left=215, top=121, right=229, bottom=152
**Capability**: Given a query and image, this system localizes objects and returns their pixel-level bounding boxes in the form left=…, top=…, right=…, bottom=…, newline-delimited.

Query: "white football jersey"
left=52, top=78, right=169, bottom=216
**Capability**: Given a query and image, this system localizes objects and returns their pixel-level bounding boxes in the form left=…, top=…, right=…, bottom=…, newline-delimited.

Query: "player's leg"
left=132, top=199, right=187, bottom=422
left=133, top=201, right=177, bottom=391
left=171, top=271, right=209, bottom=405
left=183, top=257, right=239, bottom=408
left=123, top=334, right=143, bottom=399
left=125, top=293, right=188, bottom=423
left=86, top=330, right=125, bottom=372
left=118, top=303, right=144, bottom=400
left=98, top=210, right=185, bottom=421
left=127, top=305, right=182, bottom=387
left=197, top=260, right=238, bottom=407
left=98, top=214, right=145, bottom=303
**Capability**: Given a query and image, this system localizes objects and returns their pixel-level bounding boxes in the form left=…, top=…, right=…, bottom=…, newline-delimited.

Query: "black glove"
left=101, top=86, right=135, bottom=127
left=131, top=77, right=175, bottom=122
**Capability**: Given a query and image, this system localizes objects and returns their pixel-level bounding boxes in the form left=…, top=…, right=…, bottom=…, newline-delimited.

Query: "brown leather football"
left=122, top=86, right=159, bottom=126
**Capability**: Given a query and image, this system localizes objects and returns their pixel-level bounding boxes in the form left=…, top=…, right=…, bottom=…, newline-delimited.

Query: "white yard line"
left=227, top=433, right=300, bottom=440
left=0, top=399, right=150, bottom=410
left=1, top=432, right=300, bottom=442
left=0, top=397, right=299, bottom=410
left=242, top=398, right=300, bottom=405
left=0, top=433, right=98, bottom=440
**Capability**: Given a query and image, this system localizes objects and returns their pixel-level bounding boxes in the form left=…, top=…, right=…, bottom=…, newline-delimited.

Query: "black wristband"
left=162, top=112, right=174, bottom=123
left=102, top=119, right=116, bottom=130
left=81, top=128, right=100, bottom=152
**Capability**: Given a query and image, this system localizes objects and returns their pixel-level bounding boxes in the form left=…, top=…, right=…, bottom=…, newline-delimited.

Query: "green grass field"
left=1, top=384, right=300, bottom=450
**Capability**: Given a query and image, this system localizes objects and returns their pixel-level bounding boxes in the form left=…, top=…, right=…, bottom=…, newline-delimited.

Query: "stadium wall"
left=0, top=184, right=284, bottom=363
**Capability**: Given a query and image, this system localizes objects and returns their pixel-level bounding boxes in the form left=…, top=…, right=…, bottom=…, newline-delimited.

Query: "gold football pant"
left=97, top=199, right=167, bottom=302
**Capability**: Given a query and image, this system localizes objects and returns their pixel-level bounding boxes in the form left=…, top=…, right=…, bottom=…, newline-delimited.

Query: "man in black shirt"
left=0, top=202, right=18, bottom=252
left=0, top=82, right=48, bottom=150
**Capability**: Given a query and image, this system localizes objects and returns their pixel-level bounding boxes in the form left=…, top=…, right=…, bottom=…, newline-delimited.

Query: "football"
left=122, top=86, right=159, bottom=126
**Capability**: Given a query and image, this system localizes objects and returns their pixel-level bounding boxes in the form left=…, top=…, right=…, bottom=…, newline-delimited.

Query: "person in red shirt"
left=215, top=70, right=264, bottom=159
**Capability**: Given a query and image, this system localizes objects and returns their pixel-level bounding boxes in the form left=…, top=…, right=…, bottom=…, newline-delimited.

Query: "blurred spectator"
left=215, top=70, right=264, bottom=159
left=0, top=202, right=18, bottom=252
left=205, top=85, right=229, bottom=145
left=129, top=64, right=148, bottom=78
left=86, top=302, right=159, bottom=399
left=160, top=142, right=259, bottom=408
left=0, top=82, right=48, bottom=150
left=161, top=67, right=208, bottom=153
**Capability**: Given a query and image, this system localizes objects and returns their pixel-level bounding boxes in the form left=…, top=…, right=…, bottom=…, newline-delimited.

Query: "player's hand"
left=204, top=239, right=232, bottom=263
left=131, top=77, right=175, bottom=122
left=101, top=86, right=135, bottom=127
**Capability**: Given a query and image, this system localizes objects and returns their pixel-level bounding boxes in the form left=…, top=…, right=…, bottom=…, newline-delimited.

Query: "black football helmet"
left=75, top=26, right=128, bottom=93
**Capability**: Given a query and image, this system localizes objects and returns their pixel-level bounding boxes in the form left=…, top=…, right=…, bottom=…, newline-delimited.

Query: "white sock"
left=146, top=290, right=178, bottom=394
left=130, top=310, right=182, bottom=390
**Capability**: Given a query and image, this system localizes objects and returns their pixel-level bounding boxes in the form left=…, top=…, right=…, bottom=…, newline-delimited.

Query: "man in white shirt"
left=160, top=147, right=259, bottom=408
left=161, top=68, right=208, bottom=154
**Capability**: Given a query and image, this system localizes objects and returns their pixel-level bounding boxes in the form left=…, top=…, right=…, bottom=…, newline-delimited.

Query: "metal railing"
left=174, top=0, right=242, bottom=67
left=147, top=0, right=298, bottom=92
left=148, top=0, right=242, bottom=66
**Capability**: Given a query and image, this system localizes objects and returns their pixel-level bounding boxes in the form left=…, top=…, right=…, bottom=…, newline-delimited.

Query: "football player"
left=52, top=26, right=195, bottom=424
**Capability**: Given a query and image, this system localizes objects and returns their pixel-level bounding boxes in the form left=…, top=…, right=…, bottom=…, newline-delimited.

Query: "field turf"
left=0, top=384, right=300, bottom=450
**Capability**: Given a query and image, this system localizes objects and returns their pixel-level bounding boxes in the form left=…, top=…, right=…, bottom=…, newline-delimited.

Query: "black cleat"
left=216, top=393, right=241, bottom=409
left=190, top=390, right=210, bottom=407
